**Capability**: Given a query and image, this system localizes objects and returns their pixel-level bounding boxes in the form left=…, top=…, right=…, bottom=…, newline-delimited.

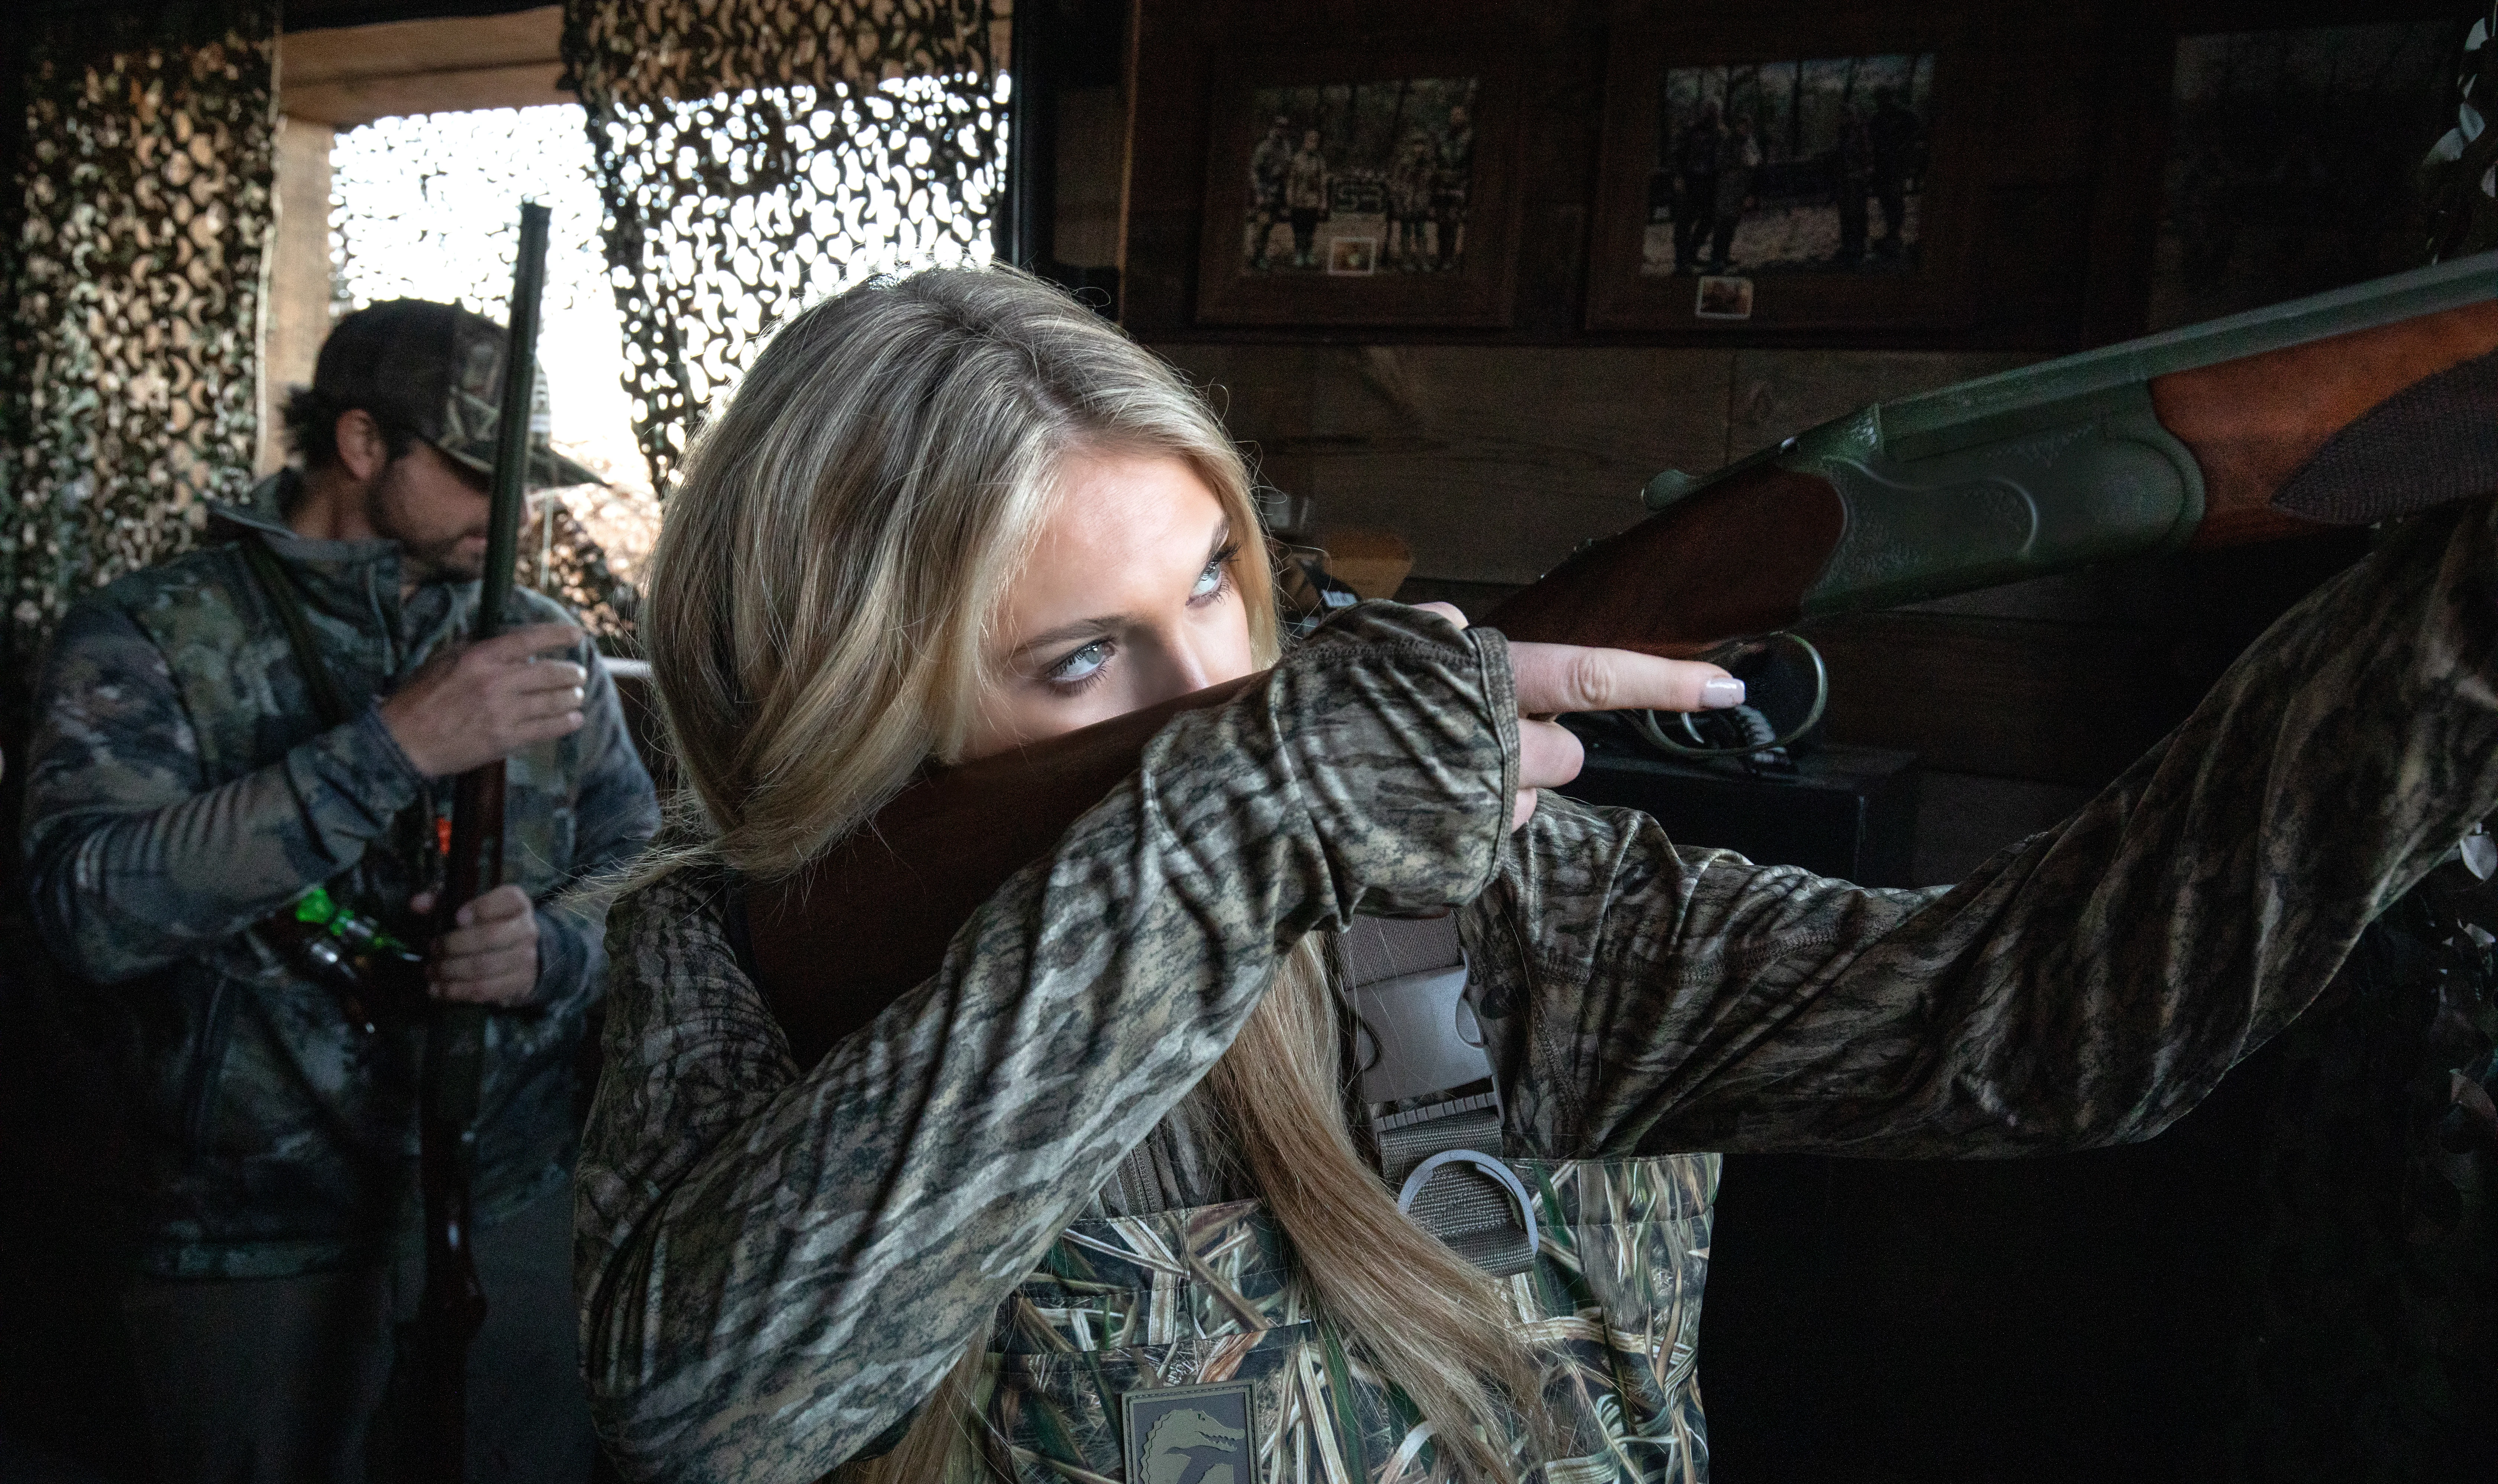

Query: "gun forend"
left=1490, top=251, right=2498, bottom=654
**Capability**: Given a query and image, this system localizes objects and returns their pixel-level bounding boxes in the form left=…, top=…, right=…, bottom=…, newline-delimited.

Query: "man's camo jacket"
left=577, top=495, right=2498, bottom=1484
left=21, top=472, right=659, bottom=1281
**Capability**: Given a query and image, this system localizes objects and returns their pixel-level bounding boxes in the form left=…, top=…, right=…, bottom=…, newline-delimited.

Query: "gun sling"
left=240, top=535, right=357, bottom=732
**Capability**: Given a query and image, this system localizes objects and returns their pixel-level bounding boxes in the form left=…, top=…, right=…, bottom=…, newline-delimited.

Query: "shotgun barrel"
left=416, top=198, right=551, bottom=1481
left=1487, top=251, right=2498, bottom=652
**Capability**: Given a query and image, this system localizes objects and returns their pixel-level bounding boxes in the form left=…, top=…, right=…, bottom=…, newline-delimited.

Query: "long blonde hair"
left=645, top=268, right=1549, bottom=1482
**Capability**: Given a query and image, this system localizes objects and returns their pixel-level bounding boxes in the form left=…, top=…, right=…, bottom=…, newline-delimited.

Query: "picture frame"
left=2141, top=19, right=2466, bottom=332
left=1586, top=20, right=1986, bottom=333
left=1194, top=46, right=1525, bottom=328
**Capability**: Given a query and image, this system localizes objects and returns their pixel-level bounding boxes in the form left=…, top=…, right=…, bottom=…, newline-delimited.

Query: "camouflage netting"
left=2422, top=6, right=2498, bottom=261
left=561, top=0, right=1007, bottom=497
left=526, top=499, right=642, bottom=652
left=1, top=1, right=277, bottom=691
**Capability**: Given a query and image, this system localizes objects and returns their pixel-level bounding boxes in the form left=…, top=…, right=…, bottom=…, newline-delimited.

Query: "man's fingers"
left=471, top=623, right=585, bottom=666
left=453, top=883, right=534, bottom=927
left=507, top=688, right=588, bottom=724
left=509, top=711, right=587, bottom=746
left=430, top=884, right=538, bottom=1001
left=433, top=976, right=533, bottom=1006
left=1411, top=600, right=1469, bottom=631
left=432, top=946, right=534, bottom=985
left=439, top=916, right=534, bottom=957
left=503, top=660, right=589, bottom=694
left=1510, top=641, right=1743, bottom=717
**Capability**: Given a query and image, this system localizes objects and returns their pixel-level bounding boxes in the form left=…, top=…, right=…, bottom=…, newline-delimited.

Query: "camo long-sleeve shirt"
left=579, top=495, right=2498, bottom=1484
left=22, top=478, right=659, bottom=1279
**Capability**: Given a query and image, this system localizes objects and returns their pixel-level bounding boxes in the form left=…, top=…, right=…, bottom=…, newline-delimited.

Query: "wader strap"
left=1343, top=915, right=1539, bottom=1277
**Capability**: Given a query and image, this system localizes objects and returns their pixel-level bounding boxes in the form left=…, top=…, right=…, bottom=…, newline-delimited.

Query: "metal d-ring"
left=1395, top=1149, right=1541, bottom=1262
left=1630, top=632, right=1829, bottom=759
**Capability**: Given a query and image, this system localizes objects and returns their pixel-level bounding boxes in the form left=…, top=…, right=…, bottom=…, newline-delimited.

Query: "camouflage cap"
left=313, top=299, right=603, bottom=488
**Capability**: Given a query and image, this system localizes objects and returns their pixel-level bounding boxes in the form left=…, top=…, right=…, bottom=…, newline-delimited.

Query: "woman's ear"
left=332, top=408, right=390, bottom=484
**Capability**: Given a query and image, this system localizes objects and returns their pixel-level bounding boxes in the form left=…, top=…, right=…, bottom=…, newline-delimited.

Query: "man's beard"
left=365, top=459, right=486, bottom=585
left=396, top=528, right=484, bottom=585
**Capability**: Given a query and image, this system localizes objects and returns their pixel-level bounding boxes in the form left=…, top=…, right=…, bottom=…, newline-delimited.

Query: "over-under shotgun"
left=748, top=253, right=2498, bottom=1066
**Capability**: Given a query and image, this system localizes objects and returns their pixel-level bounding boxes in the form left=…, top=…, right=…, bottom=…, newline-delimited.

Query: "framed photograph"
left=1195, top=49, right=1523, bottom=327
left=2146, top=20, right=2465, bottom=331
left=1588, top=25, right=1983, bottom=332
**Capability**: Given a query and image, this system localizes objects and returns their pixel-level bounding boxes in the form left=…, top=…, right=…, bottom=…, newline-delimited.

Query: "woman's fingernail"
left=1701, top=678, right=1746, bottom=709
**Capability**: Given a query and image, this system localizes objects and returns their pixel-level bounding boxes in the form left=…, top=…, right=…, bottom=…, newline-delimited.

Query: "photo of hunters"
left=1645, top=52, right=1933, bottom=276
left=1244, top=76, right=1476, bottom=274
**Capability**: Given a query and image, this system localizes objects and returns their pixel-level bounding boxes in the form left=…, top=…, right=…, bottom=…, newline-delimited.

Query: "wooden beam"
left=278, top=4, right=567, bottom=125
left=259, top=117, right=336, bottom=474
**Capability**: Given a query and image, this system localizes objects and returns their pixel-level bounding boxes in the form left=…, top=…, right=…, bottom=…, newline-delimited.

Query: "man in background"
left=1248, top=114, right=1295, bottom=270
left=1869, top=85, right=1922, bottom=257
left=1674, top=99, right=1727, bottom=273
left=1430, top=101, right=1474, bottom=272
left=1285, top=126, right=1331, bottom=269
left=19, top=300, right=659, bottom=1482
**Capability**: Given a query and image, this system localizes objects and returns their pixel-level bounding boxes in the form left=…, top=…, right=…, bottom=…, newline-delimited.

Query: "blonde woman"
left=577, top=268, right=2498, bottom=1484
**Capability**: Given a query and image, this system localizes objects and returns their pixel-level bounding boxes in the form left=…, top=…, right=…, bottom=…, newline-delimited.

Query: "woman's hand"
left=1411, top=603, right=1743, bottom=830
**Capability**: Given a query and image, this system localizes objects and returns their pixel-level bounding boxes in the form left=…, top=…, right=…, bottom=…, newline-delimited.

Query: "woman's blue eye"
left=1050, top=641, right=1111, bottom=683
left=1191, top=555, right=1228, bottom=599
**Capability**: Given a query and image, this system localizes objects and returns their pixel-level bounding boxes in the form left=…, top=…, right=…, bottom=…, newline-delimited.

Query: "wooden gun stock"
left=2157, top=298, right=2498, bottom=543
left=752, top=676, right=1256, bottom=1067
left=749, top=255, right=2498, bottom=1058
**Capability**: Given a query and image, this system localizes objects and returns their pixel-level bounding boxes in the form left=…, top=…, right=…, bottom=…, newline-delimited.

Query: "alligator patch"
left=1120, top=1380, right=1255, bottom=1484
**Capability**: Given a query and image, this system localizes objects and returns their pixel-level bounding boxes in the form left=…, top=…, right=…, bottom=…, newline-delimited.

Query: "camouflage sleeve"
left=19, top=596, right=427, bottom=984
left=525, top=648, right=660, bottom=1013
left=575, top=606, right=1518, bottom=1484
left=1487, top=491, right=2498, bottom=1159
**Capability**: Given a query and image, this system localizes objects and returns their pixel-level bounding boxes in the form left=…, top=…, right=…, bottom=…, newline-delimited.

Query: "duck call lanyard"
left=1340, top=915, right=1541, bottom=1277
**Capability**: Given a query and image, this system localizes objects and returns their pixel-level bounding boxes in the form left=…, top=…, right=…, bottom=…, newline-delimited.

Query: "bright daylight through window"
left=327, top=95, right=1002, bottom=645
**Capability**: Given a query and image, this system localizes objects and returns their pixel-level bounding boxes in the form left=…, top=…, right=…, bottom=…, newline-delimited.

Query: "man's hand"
left=409, top=883, right=540, bottom=1007
left=379, top=623, right=587, bottom=778
left=1411, top=603, right=1743, bottom=830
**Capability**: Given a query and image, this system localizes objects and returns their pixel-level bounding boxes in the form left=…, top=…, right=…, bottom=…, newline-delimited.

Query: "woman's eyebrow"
left=1013, top=616, right=1116, bottom=657
left=1011, top=514, right=1240, bottom=659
